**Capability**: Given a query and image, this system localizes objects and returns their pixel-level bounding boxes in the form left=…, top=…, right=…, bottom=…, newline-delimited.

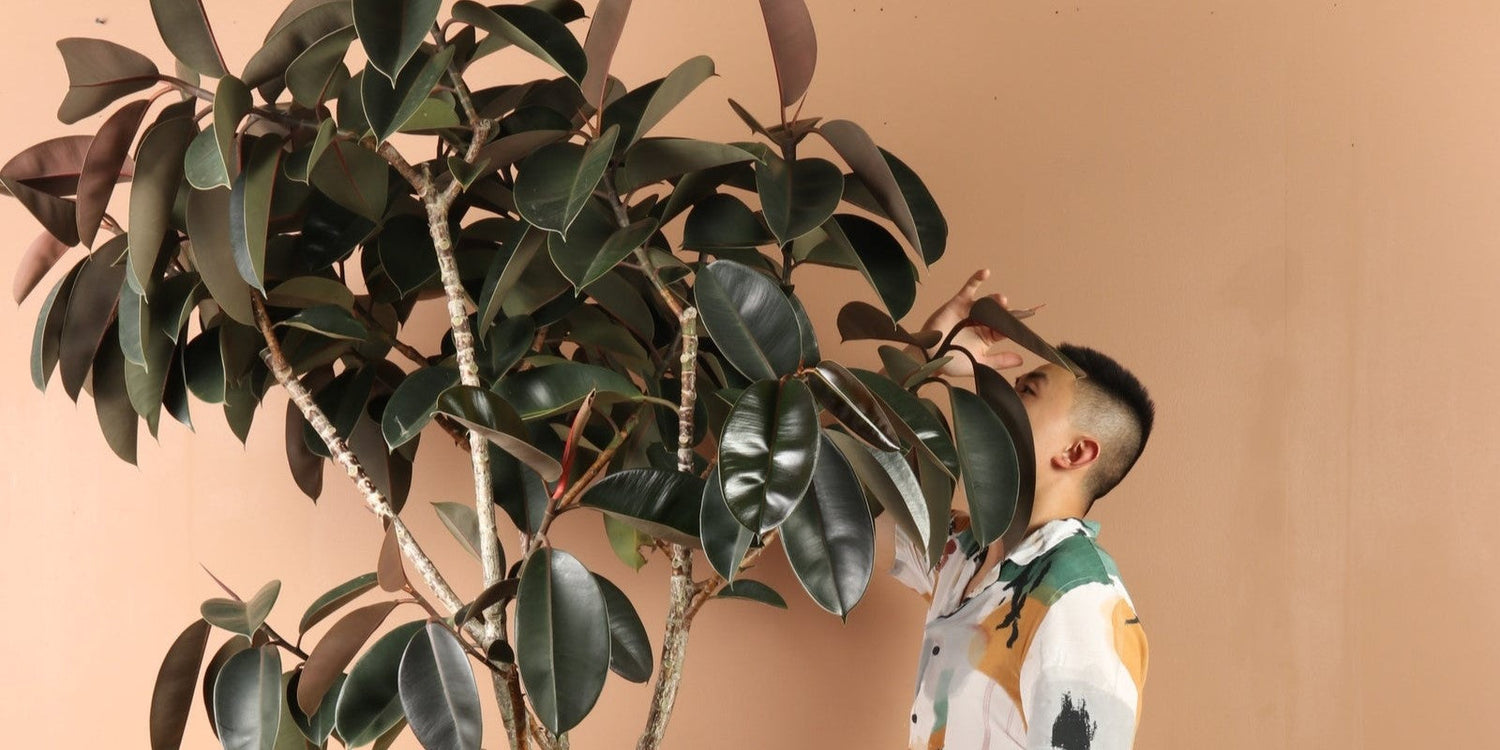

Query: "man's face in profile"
left=1014, top=364, right=1080, bottom=474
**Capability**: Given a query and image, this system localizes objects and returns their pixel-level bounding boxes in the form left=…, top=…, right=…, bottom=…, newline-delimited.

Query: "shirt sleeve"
left=1019, top=583, right=1149, bottom=750
left=888, top=510, right=967, bottom=598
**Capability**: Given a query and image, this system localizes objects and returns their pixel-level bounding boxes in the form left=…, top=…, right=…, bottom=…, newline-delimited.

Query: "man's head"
left=1012, top=344, right=1155, bottom=507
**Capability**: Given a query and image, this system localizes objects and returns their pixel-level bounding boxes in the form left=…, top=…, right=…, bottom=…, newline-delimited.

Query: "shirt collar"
left=1004, top=517, right=1098, bottom=566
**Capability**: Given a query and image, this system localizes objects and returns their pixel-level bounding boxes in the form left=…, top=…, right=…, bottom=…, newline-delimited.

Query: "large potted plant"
left=4, top=0, right=1071, bottom=747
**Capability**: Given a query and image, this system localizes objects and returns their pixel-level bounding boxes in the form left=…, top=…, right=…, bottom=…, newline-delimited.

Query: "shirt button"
left=911, top=714, right=918, bottom=723
left=931, top=645, right=940, bottom=655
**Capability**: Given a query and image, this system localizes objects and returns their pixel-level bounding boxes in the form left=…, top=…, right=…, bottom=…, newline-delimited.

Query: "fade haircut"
left=1057, top=343, right=1156, bottom=502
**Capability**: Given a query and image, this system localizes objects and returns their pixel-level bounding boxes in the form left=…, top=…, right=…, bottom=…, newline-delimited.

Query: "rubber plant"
left=4, top=0, right=1075, bottom=748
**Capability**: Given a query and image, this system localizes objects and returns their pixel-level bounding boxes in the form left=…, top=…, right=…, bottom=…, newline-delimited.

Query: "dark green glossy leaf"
left=823, top=429, right=932, bottom=564
left=118, top=275, right=150, bottom=367
left=286, top=671, right=342, bottom=746
left=756, top=156, right=842, bottom=245
left=56, top=38, right=159, bottom=124
left=265, top=276, right=354, bottom=310
left=398, top=623, right=482, bottom=750
left=92, top=326, right=139, bottom=463
left=354, top=0, right=440, bottom=82
left=381, top=366, right=460, bottom=449
left=212, top=76, right=251, bottom=188
left=201, top=580, right=282, bottom=639
left=896, top=351, right=954, bottom=389
left=285, top=119, right=337, bottom=183
left=624, top=55, right=715, bottom=146
left=579, top=468, right=703, bottom=545
left=151, top=0, right=228, bottom=77
left=834, top=300, right=940, bottom=349
left=149, top=618, right=212, bottom=750
left=436, top=385, right=563, bottom=481
left=334, top=619, right=425, bottom=746
left=781, top=434, right=874, bottom=618
left=786, top=291, right=820, bottom=367
left=184, top=327, right=226, bottom=403
left=593, top=573, right=652, bottom=683
left=850, top=368, right=960, bottom=477
left=298, top=600, right=400, bottom=716
left=514, top=126, right=619, bottom=236
left=310, top=139, right=389, bottom=222
left=128, top=117, right=195, bottom=293
left=700, top=466, right=753, bottom=581
left=807, top=360, right=900, bottom=452
left=287, top=26, right=357, bottom=107
left=231, top=135, right=285, bottom=292
left=299, top=572, right=379, bottom=635
left=374, top=214, right=439, bottom=296
left=362, top=46, right=455, bottom=143
left=515, top=547, right=609, bottom=735
left=967, top=297, right=1083, bottom=376
left=213, top=646, right=283, bottom=750
left=681, top=193, right=775, bottom=250
left=757, top=0, right=816, bottom=107
left=494, top=361, right=641, bottom=420
left=550, top=209, right=655, bottom=291
left=77, top=99, right=150, bottom=249
left=185, top=127, right=230, bottom=190
left=815, top=214, right=916, bottom=319
left=223, top=378, right=259, bottom=445
left=819, top=119, right=945, bottom=263
left=949, top=385, right=1020, bottom=548
left=719, top=378, right=820, bottom=534
left=59, top=243, right=126, bottom=400
left=491, top=445, right=551, bottom=534
left=477, top=224, right=544, bottom=336
left=452, top=2, right=588, bottom=83
left=693, top=259, right=800, bottom=380
left=433, top=502, right=487, bottom=561
left=280, top=304, right=368, bottom=341
left=122, top=286, right=179, bottom=435
left=616, top=138, right=756, bottom=193
left=30, top=261, right=81, bottom=391
left=202, top=636, right=249, bottom=739
left=186, top=187, right=255, bottom=325
left=715, top=579, right=787, bottom=608
left=479, top=316, right=535, bottom=381
left=971, top=362, right=1036, bottom=550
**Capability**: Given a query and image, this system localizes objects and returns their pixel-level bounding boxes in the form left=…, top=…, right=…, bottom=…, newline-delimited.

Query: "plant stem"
left=250, top=295, right=475, bottom=630
left=637, top=307, right=702, bottom=750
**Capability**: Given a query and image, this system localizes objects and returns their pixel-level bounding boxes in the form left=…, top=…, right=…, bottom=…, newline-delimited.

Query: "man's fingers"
left=981, top=349, right=1025, bottom=370
left=958, top=268, right=990, bottom=299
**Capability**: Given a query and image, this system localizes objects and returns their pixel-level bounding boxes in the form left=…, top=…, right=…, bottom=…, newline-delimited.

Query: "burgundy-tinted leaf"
left=12, top=231, right=71, bottom=305
left=1, top=135, right=93, bottom=246
left=806, top=360, right=900, bottom=452
left=377, top=525, right=407, bottom=593
left=757, top=0, right=817, bottom=107
left=966, top=297, right=1083, bottom=376
left=834, top=300, right=940, bottom=349
left=73, top=100, right=148, bottom=248
left=297, top=599, right=400, bottom=715
left=580, top=0, right=632, bottom=111
left=149, top=619, right=213, bottom=750
left=819, top=119, right=939, bottom=263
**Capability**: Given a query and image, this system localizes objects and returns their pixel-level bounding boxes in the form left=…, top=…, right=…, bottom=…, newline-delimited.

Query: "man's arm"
left=1019, top=584, right=1149, bottom=749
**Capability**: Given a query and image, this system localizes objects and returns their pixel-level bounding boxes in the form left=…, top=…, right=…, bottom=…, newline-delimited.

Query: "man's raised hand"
left=917, top=269, right=1025, bottom=378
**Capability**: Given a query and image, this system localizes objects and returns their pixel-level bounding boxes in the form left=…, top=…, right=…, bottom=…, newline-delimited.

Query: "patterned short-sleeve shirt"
left=892, top=516, right=1148, bottom=750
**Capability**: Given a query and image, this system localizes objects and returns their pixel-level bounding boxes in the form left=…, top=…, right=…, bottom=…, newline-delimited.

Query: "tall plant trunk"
left=638, top=308, right=700, bottom=750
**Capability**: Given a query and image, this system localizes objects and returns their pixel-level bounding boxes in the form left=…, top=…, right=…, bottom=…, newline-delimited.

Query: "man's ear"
left=1050, top=437, right=1101, bottom=473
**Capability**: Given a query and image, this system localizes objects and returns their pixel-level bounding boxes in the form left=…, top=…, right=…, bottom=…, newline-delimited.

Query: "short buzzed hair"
left=1058, top=343, right=1156, bottom=501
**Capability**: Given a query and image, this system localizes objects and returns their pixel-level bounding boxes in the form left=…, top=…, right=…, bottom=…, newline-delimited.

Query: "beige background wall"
left=2, top=0, right=1496, bottom=747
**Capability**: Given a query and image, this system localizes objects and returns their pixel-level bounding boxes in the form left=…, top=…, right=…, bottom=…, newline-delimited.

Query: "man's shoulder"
left=1014, top=526, right=1126, bottom=607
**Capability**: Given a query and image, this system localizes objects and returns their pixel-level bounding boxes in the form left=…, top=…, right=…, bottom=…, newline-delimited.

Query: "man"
left=891, top=269, right=1154, bottom=750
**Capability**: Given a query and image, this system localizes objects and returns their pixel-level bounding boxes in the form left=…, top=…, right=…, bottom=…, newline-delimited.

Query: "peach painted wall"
left=3, top=1, right=1498, bottom=748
